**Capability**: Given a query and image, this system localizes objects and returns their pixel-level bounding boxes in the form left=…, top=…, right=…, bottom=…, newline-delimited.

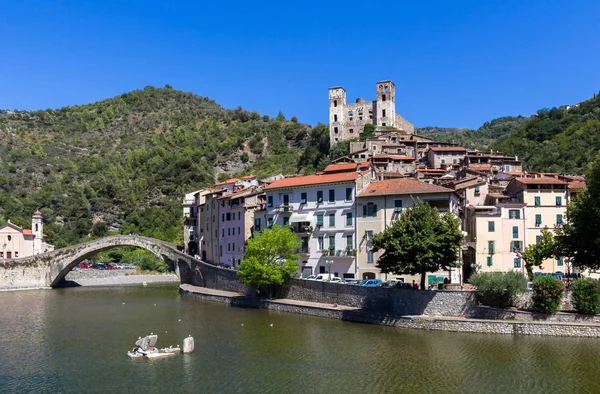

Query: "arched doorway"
left=362, top=272, right=376, bottom=280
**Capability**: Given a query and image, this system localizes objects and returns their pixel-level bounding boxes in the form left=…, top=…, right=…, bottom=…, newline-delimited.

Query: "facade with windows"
left=356, top=178, right=460, bottom=282
left=263, top=163, right=373, bottom=278
left=0, top=211, right=54, bottom=260
left=426, top=146, right=467, bottom=169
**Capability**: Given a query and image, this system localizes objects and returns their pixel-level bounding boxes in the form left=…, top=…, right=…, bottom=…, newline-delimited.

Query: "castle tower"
left=32, top=210, right=43, bottom=255
left=375, top=80, right=396, bottom=128
left=329, top=86, right=346, bottom=145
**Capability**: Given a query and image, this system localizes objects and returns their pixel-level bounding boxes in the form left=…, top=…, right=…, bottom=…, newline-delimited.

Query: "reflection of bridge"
left=0, top=235, right=202, bottom=289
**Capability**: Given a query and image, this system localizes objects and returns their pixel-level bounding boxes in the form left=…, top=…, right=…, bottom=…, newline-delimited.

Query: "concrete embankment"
left=180, top=284, right=600, bottom=338
left=62, top=269, right=179, bottom=287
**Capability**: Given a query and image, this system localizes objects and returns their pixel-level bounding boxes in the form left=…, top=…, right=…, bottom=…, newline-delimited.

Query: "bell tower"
left=32, top=210, right=43, bottom=255
left=329, top=86, right=346, bottom=146
left=375, top=80, right=396, bottom=128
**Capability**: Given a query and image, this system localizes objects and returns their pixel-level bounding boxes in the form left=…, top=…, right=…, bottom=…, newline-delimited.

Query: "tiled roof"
left=429, top=146, right=467, bottom=152
left=357, top=178, right=454, bottom=197
left=241, top=175, right=256, bottom=180
left=516, top=177, right=567, bottom=185
left=23, top=229, right=33, bottom=235
left=264, top=171, right=367, bottom=190
left=467, top=164, right=492, bottom=171
left=568, top=181, right=586, bottom=189
left=487, top=193, right=511, bottom=199
left=323, top=162, right=370, bottom=173
left=373, top=154, right=415, bottom=161
left=214, top=178, right=240, bottom=186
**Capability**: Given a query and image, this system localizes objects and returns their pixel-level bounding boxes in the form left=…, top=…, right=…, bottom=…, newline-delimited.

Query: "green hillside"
left=0, top=86, right=331, bottom=247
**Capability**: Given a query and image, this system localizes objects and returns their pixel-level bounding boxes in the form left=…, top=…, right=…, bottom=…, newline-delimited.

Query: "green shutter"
left=316, top=215, right=323, bottom=226
left=487, top=256, right=493, bottom=266
left=372, top=204, right=378, bottom=217
left=346, top=188, right=352, bottom=201
left=363, top=205, right=367, bottom=217
left=535, top=196, right=540, bottom=206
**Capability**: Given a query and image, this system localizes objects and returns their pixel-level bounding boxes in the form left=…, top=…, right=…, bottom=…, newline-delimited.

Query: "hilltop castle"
left=329, top=80, right=414, bottom=145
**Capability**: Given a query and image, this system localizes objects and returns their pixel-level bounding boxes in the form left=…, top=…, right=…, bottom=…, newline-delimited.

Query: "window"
left=226, top=213, right=231, bottom=221
left=512, top=226, right=519, bottom=239
left=328, top=235, right=335, bottom=251
left=365, top=230, right=374, bottom=241
left=348, top=110, right=353, bottom=116
left=334, top=127, right=338, bottom=134
left=227, top=243, right=230, bottom=252
left=267, top=196, right=273, bottom=207
left=346, top=212, right=352, bottom=226
left=363, top=203, right=377, bottom=217
left=220, top=245, right=223, bottom=257
left=367, top=251, right=374, bottom=264
left=228, top=228, right=231, bottom=236
left=300, top=192, right=307, bottom=204
left=488, top=241, right=495, bottom=254
left=283, top=216, right=289, bottom=225
left=319, top=266, right=326, bottom=274
left=222, top=213, right=225, bottom=222
left=346, top=188, right=352, bottom=201
left=316, top=214, right=324, bottom=226
left=14, top=252, right=18, bottom=258
left=394, top=200, right=403, bottom=213
left=7, top=235, right=11, bottom=241
left=474, top=186, right=480, bottom=195
left=441, top=159, right=446, bottom=164
left=318, top=237, right=324, bottom=250
left=534, top=196, right=541, bottom=206
left=317, top=191, right=323, bottom=203
left=382, top=109, right=386, bottom=117
left=557, top=256, right=564, bottom=266
left=556, top=214, right=563, bottom=226
left=329, top=213, right=335, bottom=227
left=556, top=196, right=562, bottom=206
left=514, top=258, right=521, bottom=268
left=238, top=212, right=241, bottom=220
left=255, top=218, right=261, bottom=232
left=511, top=241, right=522, bottom=252
left=508, top=209, right=521, bottom=219
left=505, top=165, right=511, bottom=172
left=334, top=100, right=337, bottom=107
left=382, top=94, right=386, bottom=101
left=487, top=256, right=493, bottom=266
left=453, top=159, right=457, bottom=164
left=535, top=214, right=542, bottom=227
left=334, top=114, right=338, bottom=122
left=222, top=229, right=225, bottom=237
left=350, top=128, right=354, bottom=133
left=488, top=221, right=495, bottom=232
left=329, top=189, right=335, bottom=203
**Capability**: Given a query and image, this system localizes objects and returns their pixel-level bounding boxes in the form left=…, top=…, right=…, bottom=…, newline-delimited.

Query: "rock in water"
left=183, top=336, right=194, bottom=354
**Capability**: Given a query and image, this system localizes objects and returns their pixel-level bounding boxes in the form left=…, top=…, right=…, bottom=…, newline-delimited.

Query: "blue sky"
left=1, top=1, right=599, bottom=129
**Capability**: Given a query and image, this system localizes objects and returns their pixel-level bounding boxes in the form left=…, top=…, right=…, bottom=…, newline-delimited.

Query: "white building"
left=263, top=162, right=373, bottom=278
left=0, top=211, right=54, bottom=259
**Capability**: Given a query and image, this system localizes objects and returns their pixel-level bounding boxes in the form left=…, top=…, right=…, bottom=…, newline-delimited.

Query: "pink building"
left=0, top=212, right=54, bottom=260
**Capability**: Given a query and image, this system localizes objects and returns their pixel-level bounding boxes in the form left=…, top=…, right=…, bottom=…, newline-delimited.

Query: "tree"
left=238, top=225, right=300, bottom=296
left=557, top=152, right=600, bottom=270
left=360, top=123, right=376, bottom=140
left=370, top=202, right=463, bottom=289
left=520, top=227, right=557, bottom=280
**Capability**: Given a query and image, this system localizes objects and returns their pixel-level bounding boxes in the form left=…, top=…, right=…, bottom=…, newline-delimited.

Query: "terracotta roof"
left=418, top=168, right=446, bottom=173
left=217, top=187, right=256, bottom=200
left=357, top=178, right=454, bottom=197
left=568, top=181, right=586, bottom=189
left=323, top=162, right=369, bottom=173
left=487, top=193, right=511, bottom=199
left=214, top=178, right=240, bottom=186
left=23, top=229, right=33, bottom=235
left=515, top=177, right=567, bottom=185
left=467, top=164, right=492, bottom=171
left=264, top=171, right=367, bottom=190
left=241, top=175, right=256, bottom=180
left=429, top=146, right=467, bottom=152
left=504, top=171, right=524, bottom=176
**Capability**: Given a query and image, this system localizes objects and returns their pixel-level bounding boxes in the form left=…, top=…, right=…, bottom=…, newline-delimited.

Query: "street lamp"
left=325, top=259, right=334, bottom=280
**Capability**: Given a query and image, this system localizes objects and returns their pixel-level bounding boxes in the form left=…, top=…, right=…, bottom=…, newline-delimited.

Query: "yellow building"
left=356, top=178, right=460, bottom=284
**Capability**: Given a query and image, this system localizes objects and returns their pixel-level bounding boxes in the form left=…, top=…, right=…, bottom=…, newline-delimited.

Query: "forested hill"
left=419, top=93, right=600, bottom=174
left=0, top=86, right=332, bottom=247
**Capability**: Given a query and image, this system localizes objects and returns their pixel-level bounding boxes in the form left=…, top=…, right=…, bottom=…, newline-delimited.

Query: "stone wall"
left=0, top=262, right=52, bottom=289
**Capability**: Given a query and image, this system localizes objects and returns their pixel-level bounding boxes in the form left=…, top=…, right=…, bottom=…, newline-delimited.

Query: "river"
left=1, top=283, right=599, bottom=393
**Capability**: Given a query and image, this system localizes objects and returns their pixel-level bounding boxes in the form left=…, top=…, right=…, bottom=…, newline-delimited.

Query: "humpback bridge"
left=0, top=235, right=209, bottom=289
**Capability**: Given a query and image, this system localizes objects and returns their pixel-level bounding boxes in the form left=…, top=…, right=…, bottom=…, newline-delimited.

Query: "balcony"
left=184, top=211, right=197, bottom=219
left=272, top=205, right=294, bottom=214
left=290, top=224, right=313, bottom=234
left=321, top=249, right=356, bottom=258
left=295, top=247, right=311, bottom=255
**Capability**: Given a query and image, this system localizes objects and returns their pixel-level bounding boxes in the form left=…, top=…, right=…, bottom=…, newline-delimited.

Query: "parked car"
left=395, top=282, right=413, bottom=289
left=90, top=263, right=106, bottom=270
left=104, top=263, right=118, bottom=270
left=304, top=275, right=317, bottom=280
left=344, top=279, right=362, bottom=285
left=382, top=280, right=399, bottom=288
left=120, top=263, right=136, bottom=269
left=360, top=279, right=383, bottom=287
left=325, top=277, right=344, bottom=283
left=77, top=262, right=91, bottom=269
left=314, top=274, right=336, bottom=281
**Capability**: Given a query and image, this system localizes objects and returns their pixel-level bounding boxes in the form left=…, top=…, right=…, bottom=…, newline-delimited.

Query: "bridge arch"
left=48, top=235, right=183, bottom=287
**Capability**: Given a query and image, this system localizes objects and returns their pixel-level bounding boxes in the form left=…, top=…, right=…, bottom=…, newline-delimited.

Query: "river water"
left=1, top=283, right=599, bottom=393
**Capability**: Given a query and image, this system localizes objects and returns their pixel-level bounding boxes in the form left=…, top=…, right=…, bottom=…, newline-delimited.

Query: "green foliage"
left=532, top=276, right=564, bottom=313
left=571, top=278, right=600, bottom=315
left=521, top=227, right=557, bottom=280
left=90, top=247, right=170, bottom=272
left=360, top=124, right=376, bottom=140
left=557, top=152, right=600, bottom=270
left=0, top=86, right=318, bottom=248
left=371, top=202, right=463, bottom=289
left=469, top=271, right=529, bottom=307
left=238, top=225, right=300, bottom=295
left=329, top=141, right=350, bottom=161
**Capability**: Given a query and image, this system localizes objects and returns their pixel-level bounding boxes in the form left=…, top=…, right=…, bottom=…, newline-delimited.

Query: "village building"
left=0, top=212, right=54, bottom=260
left=355, top=178, right=461, bottom=284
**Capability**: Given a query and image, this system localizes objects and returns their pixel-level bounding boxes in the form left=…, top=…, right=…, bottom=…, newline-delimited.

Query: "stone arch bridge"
left=0, top=235, right=219, bottom=289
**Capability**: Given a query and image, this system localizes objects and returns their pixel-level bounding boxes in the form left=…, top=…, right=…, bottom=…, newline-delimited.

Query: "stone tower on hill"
left=329, top=80, right=414, bottom=146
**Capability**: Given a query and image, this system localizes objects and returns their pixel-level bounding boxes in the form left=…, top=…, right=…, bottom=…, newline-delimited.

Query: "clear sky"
left=1, top=1, right=599, bottom=129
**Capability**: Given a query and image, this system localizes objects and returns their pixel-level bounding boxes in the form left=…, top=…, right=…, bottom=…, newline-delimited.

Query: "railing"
left=295, top=247, right=310, bottom=254
left=290, top=225, right=313, bottom=234
left=272, top=205, right=294, bottom=213
left=321, top=249, right=356, bottom=257
left=184, top=212, right=197, bottom=218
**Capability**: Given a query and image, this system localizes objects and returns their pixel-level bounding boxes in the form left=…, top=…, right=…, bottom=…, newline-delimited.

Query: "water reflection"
left=1, top=284, right=600, bottom=393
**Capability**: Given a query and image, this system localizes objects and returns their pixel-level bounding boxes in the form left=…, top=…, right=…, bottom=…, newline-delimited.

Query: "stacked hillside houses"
left=181, top=80, right=587, bottom=286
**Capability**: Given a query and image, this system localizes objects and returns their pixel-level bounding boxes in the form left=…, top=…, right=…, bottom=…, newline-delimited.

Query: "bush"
left=572, top=278, right=600, bottom=314
left=469, top=271, right=528, bottom=307
left=532, top=276, right=564, bottom=313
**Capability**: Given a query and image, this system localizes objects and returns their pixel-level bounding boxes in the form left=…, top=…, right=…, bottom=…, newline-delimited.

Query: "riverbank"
left=180, top=284, right=600, bottom=338
left=62, top=269, right=179, bottom=287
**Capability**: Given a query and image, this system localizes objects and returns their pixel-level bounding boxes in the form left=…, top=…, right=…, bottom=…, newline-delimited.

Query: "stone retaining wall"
left=180, top=287, right=600, bottom=338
